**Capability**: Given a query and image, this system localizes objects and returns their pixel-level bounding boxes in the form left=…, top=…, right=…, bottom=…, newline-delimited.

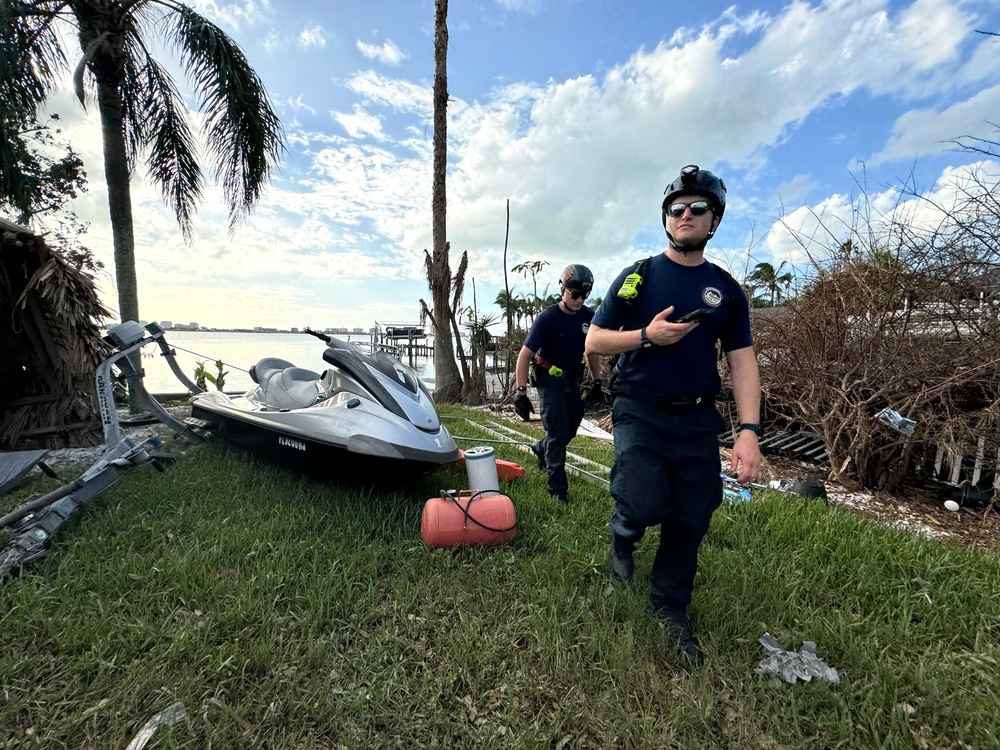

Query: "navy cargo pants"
left=609, top=395, right=724, bottom=614
left=535, top=371, right=584, bottom=497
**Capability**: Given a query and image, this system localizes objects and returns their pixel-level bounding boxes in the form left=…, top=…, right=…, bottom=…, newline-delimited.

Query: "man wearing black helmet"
left=514, top=264, right=602, bottom=503
left=585, top=165, right=763, bottom=667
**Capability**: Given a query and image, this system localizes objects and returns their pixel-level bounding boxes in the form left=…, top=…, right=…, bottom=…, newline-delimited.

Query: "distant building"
left=291, top=327, right=299, bottom=333
left=160, top=320, right=173, bottom=329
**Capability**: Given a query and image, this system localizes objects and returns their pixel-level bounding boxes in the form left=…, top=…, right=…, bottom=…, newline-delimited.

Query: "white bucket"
left=464, top=445, right=500, bottom=495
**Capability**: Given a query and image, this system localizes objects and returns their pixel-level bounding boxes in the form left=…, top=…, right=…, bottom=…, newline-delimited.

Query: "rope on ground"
left=461, top=416, right=611, bottom=488
left=467, top=418, right=611, bottom=472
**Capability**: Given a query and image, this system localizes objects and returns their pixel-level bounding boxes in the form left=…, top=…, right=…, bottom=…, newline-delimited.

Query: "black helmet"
left=559, top=264, right=594, bottom=295
left=661, top=164, right=727, bottom=228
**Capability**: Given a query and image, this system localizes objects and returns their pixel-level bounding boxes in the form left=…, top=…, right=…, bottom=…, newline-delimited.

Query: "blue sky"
left=41, top=0, right=1000, bottom=330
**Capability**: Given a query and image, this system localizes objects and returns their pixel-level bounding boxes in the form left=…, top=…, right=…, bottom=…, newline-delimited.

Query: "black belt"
left=612, top=382, right=714, bottom=413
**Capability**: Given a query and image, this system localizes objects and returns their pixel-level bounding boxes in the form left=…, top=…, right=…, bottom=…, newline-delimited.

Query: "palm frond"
left=170, top=5, right=283, bottom=230
left=122, top=52, right=202, bottom=238
left=117, top=3, right=163, bottom=170
left=0, top=2, right=66, bottom=116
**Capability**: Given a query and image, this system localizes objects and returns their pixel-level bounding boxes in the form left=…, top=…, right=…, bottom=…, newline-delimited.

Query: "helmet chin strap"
left=665, top=228, right=713, bottom=254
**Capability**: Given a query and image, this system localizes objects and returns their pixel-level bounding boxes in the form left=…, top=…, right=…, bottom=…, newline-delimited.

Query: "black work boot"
left=548, top=489, right=568, bottom=504
left=657, top=608, right=704, bottom=668
left=608, top=536, right=634, bottom=583
left=531, top=443, right=546, bottom=471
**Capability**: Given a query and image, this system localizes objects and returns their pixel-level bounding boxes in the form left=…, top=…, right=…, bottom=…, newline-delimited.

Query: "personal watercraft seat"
left=249, top=358, right=321, bottom=410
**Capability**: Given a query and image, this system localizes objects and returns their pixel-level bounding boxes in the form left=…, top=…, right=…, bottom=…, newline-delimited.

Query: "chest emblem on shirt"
left=581, top=322, right=590, bottom=334
left=702, top=287, right=723, bottom=307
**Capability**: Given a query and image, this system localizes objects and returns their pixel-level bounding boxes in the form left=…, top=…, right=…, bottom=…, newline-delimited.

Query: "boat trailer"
left=0, top=322, right=203, bottom=579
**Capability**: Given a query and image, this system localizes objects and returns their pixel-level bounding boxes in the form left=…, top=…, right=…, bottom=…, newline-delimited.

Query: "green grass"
left=2, top=404, right=999, bottom=748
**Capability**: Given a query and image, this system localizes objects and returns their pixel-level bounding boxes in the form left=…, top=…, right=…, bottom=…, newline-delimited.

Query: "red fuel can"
left=452, top=450, right=526, bottom=482
left=421, top=490, right=517, bottom=548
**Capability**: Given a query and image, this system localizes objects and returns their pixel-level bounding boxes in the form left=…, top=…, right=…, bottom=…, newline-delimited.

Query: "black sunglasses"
left=666, top=200, right=712, bottom=219
left=568, top=289, right=589, bottom=300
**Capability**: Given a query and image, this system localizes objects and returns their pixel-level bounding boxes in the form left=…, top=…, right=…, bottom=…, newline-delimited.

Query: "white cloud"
left=262, top=31, right=280, bottom=52
left=280, top=95, right=317, bottom=117
left=765, top=194, right=857, bottom=266
left=356, top=39, right=406, bottom=66
left=332, top=106, right=386, bottom=140
left=871, top=84, right=1000, bottom=165
left=183, top=0, right=269, bottom=31
left=764, top=160, right=1000, bottom=269
left=346, top=71, right=432, bottom=114
left=495, top=0, right=540, bottom=12
left=298, top=25, right=326, bottom=48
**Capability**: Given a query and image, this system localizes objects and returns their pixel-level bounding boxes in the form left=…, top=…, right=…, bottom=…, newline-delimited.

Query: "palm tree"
left=512, top=295, right=529, bottom=330
left=511, top=259, right=549, bottom=315
left=494, top=289, right=517, bottom=326
left=746, top=261, right=794, bottom=307
left=1, top=0, right=283, bottom=339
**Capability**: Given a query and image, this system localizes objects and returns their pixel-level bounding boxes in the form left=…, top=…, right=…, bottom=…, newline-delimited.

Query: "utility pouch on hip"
left=533, top=354, right=564, bottom=378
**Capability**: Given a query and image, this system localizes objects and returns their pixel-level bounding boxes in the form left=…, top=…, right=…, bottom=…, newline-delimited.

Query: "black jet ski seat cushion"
left=250, top=358, right=322, bottom=410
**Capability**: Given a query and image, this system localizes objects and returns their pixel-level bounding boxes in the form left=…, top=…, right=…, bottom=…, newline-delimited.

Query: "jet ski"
left=189, top=329, right=460, bottom=480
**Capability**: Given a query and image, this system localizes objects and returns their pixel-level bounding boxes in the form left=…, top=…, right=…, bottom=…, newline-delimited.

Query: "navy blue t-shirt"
left=592, top=253, right=753, bottom=399
left=524, top=303, right=594, bottom=381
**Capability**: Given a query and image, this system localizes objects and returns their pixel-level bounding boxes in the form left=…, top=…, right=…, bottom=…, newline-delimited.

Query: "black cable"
left=440, top=488, right=518, bottom=534
left=159, top=344, right=251, bottom=373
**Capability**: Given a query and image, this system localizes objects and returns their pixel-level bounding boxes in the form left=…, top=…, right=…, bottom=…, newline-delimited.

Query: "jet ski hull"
left=190, top=390, right=460, bottom=482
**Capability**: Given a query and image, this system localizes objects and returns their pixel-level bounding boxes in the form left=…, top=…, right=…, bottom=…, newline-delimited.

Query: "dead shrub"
left=753, top=166, right=1000, bottom=491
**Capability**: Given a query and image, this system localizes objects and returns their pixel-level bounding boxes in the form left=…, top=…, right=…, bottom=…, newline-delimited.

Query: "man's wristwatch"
left=738, top=422, right=762, bottom=437
left=639, top=326, right=653, bottom=349
left=516, top=385, right=527, bottom=392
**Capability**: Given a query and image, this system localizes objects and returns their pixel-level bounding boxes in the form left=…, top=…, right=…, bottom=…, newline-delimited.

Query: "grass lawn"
left=2, top=404, right=999, bottom=748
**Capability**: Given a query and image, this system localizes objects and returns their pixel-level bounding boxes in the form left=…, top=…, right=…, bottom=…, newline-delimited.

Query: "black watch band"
left=738, top=422, right=762, bottom=437
left=640, top=326, right=653, bottom=348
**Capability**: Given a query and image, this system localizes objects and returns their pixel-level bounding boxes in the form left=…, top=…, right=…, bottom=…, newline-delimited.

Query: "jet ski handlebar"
left=304, top=327, right=358, bottom=352
left=304, top=327, right=331, bottom=343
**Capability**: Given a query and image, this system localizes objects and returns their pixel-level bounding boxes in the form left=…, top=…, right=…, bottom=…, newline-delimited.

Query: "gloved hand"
left=513, top=394, right=535, bottom=421
left=583, top=378, right=605, bottom=406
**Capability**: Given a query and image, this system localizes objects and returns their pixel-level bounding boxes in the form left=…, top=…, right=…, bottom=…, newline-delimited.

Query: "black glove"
left=513, top=394, right=535, bottom=421
left=583, top=379, right=604, bottom=406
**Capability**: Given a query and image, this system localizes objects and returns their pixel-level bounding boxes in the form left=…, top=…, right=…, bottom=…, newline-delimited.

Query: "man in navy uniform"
left=514, top=265, right=602, bottom=503
left=586, top=165, right=763, bottom=667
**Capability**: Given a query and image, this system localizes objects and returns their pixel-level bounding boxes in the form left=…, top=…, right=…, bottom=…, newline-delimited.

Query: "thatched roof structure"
left=0, top=218, right=110, bottom=449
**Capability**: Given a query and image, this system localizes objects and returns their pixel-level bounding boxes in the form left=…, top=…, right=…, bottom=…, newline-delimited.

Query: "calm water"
left=139, top=330, right=506, bottom=395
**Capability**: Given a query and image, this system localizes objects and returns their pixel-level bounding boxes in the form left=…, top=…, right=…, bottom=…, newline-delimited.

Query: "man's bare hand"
left=730, top=431, right=763, bottom=483
left=644, top=306, right=699, bottom=346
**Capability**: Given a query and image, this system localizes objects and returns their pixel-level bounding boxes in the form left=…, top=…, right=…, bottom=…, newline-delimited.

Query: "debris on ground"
left=125, top=701, right=187, bottom=750
left=758, top=632, right=840, bottom=684
left=875, top=407, right=917, bottom=436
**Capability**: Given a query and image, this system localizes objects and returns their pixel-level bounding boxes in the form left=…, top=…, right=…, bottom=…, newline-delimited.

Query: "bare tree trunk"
left=427, top=0, right=462, bottom=402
